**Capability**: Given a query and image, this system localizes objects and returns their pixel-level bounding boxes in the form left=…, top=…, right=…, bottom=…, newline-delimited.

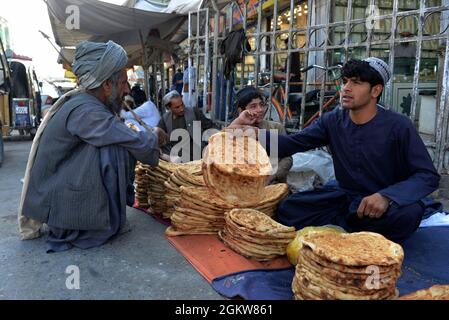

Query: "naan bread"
left=399, top=285, right=449, bottom=300
left=295, top=270, right=398, bottom=300
left=228, top=209, right=295, bottom=235
left=203, top=132, right=272, bottom=206
left=301, top=231, right=404, bottom=267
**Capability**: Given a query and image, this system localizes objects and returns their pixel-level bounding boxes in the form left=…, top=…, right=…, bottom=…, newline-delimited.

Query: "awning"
left=123, top=0, right=205, bottom=15
left=123, top=0, right=232, bottom=44
left=46, top=0, right=186, bottom=65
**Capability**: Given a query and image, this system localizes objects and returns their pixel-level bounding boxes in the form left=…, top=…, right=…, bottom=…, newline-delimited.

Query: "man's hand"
left=357, top=193, right=390, bottom=219
left=153, top=127, right=168, bottom=147
left=228, top=110, right=258, bottom=128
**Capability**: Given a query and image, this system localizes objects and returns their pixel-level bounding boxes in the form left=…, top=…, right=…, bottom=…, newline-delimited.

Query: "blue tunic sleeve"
left=269, top=114, right=330, bottom=158
left=67, top=105, right=160, bottom=166
left=377, top=121, right=440, bottom=206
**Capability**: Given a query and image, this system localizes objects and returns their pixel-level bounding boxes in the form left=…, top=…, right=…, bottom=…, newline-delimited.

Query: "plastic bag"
left=287, top=150, right=335, bottom=192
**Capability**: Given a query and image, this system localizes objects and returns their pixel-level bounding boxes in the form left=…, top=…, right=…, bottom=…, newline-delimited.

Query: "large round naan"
left=301, top=231, right=404, bottom=267
left=203, top=132, right=272, bottom=206
left=228, top=208, right=295, bottom=235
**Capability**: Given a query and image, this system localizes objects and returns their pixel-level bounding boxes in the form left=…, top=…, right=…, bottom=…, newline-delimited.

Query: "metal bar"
left=409, top=0, right=425, bottom=126
left=385, top=0, right=399, bottom=108
left=224, top=3, right=233, bottom=126
left=268, top=0, right=278, bottom=121
left=253, top=0, right=263, bottom=89
left=195, top=9, right=201, bottom=108
left=203, top=8, right=210, bottom=115
left=281, top=0, right=295, bottom=126
left=243, top=34, right=446, bottom=54
left=365, top=0, right=376, bottom=56
left=299, top=0, right=314, bottom=129
left=319, top=0, right=332, bottom=116
left=211, top=3, right=220, bottom=121
left=188, top=11, right=192, bottom=108
left=435, top=28, right=449, bottom=172
left=344, top=0, right=354, bottom=60
left=240, top=1, right=247, bottom=90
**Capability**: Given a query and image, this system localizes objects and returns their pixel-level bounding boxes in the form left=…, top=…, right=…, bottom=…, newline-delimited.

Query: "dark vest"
left=162, top=107, right=196, bottom=137
left=22, top=93, right=110, bottom=230
left=161, top=107, right=204, bottom=160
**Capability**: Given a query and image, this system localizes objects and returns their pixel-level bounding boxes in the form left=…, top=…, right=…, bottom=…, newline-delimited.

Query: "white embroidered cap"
left=363, top=57, right=392, bottom=85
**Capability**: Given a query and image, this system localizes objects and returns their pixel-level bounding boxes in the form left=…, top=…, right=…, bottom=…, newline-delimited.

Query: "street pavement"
left=0, top=139, right=223, bottom=299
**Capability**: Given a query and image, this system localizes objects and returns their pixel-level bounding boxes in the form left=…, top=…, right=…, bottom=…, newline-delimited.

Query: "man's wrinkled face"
left=106, top=69, right=130, bottom=112
left=170, top=96, right=185, bottom=117
left=340, top=77, right=381, bottom=110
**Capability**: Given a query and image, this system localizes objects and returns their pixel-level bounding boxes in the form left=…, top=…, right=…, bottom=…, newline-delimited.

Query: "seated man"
left=230, top=57, right=440, bottom=242
left=19, top=40, right=166, bottom=251
left=158, top=90, right=219, bottom=162
left=234, top=86, right=293, bottom=184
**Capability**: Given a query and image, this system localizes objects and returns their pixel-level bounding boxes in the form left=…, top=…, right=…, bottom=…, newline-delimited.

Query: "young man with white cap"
left=231, top=57, right=440, bottom=242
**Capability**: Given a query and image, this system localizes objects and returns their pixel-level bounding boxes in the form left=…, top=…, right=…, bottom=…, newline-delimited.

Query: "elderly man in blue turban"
left=19, top=41, right=165, bottom=252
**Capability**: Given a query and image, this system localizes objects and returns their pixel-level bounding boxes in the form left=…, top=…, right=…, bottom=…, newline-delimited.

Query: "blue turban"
left=72, top=40, right=128, bottom=89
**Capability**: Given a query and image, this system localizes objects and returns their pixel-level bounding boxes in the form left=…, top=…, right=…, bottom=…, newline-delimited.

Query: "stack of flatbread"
left=134, top=162, right=151, bottom=208
left=203, top=132, right=272, bottom=207
left=218, top=209, right=296, bottom=261
left=164, top=165, right=205, bottom=218
left=399, top=285, right=449, bottom=300
left=292, top=232, right=403, bottom=300
left=146, top=160, right=175, bottom=215
left=166, top=183, right=290, bottom=236
left=165, top=186, right=232, bottom=236
left=251, top=183, right=290, bottom=217
left=146, top=160, right=202, bottom=217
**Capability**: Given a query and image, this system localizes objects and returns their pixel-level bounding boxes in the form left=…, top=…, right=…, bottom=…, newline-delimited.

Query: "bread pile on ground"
left=292, top=231, right=403, bottom=300
left=399, top=285, right=449, bottom=300
left=145, top=160, right=180, bottom=216
left=165, top=185, right=289, bottom=236
left=218, top=209, right=296, bottom=261
left=134, top=163, right=151, bottom=209
left=164, top=162, right=204, bottom=218
left=135, top=160, right=201, bottom=216
left=165, top=186, right=233, bottom=236
left=165, top=131, right=291, bottom=238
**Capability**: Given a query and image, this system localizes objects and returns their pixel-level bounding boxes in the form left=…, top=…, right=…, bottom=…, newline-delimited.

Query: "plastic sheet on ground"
left=287, top=150, right=335, bottom=192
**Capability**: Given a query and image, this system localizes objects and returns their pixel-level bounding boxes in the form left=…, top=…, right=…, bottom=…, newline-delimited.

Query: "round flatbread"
left=301, top=231, right=404, bottom=267
left=399, top=285, right=449, bottom=300
left=228, top=208, right=296, bottom=235
left=203, top=132, right=272, bottom=206
left=300, top=246, right=401, bottom=275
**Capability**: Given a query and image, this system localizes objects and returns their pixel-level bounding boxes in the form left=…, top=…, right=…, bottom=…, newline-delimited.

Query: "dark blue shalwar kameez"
left=270, top=106, right=440, bottom=242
